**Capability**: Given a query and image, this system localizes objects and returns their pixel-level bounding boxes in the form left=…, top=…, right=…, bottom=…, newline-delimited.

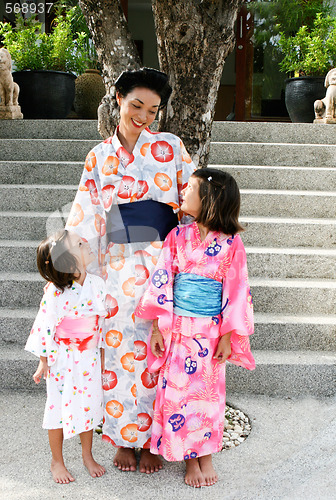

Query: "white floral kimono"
left=66, top=127, right=195, bottom=448
left=25, top=273, right=107, bottom=439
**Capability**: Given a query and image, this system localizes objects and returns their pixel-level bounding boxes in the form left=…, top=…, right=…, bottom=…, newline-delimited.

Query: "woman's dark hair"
left=36, top=229, right=79, bottom=292
left=114, top=67, right=172, bottom=109
left=192, top=168, right=244, bottom=235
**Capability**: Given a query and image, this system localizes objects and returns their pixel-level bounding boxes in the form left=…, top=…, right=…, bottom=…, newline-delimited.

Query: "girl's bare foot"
left=184, top=457, right=205, bottom=488
left=199, top=454, right=218, bottom=486
left=139, top=449, right=163, bottom=474
left=51, top=459, right=75, bottom=484
left=113, top=447, right=137, bottom=471
left=83, top=454, right=106, bottom=478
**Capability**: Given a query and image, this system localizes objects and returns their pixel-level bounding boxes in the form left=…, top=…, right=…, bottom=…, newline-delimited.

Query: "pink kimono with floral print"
left=135, top=222, right=255, bottom=461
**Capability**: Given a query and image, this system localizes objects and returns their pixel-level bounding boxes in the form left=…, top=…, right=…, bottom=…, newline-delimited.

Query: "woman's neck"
left=197, top=223, right=209, bottom=241
left=117, top=125, right=140, bottom=154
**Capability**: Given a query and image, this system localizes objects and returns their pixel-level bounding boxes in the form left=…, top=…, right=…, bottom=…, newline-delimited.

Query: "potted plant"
left=278, top=13, right=336, bottom=122
left=0, top=7, right=91, bottom=118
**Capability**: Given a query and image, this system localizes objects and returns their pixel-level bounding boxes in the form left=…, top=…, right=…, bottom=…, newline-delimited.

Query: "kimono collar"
left=111, top=126, right=152, bottom=157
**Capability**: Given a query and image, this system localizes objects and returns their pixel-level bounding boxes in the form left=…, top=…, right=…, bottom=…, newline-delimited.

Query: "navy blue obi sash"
left=107, top=200, right=178, bottom=244
left=173, top=272, right=223, bottom=317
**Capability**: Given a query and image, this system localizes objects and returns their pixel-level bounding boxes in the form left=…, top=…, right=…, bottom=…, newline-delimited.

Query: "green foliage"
left=278, top=13, right=336, bottom=76
left=249, top=0, right=333, bottom=46
left=0, top=7, right=91, bottom=74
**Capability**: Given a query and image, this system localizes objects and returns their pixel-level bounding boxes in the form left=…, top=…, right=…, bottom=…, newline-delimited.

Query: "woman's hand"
left=150, top=321, right=165, bottom=358
left=213, top=332, right=232, bottom=364
left=33, top=357, right=48, bottom=384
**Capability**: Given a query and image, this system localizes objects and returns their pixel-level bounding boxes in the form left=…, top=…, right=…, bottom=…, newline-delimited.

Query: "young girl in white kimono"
left=135, top=168, right=255, bottom=488
left=25, top=229, right=107, bottom=484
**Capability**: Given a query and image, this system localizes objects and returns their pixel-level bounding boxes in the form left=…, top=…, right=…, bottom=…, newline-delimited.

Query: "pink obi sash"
left=55, top=316, right=99, bottom=352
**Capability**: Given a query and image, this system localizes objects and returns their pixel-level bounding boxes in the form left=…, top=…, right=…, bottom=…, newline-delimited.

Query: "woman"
left=66, top=68, right=195, bottom=473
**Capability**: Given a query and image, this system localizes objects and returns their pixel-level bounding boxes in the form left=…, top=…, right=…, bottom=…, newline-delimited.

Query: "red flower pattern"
left=151, top=141, right=174, bottom=162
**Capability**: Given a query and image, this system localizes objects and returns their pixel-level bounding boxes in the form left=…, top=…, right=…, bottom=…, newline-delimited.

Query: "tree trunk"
left=78, top=0, right=141, bottom=138
left=152, top=0, right=243, bottom=167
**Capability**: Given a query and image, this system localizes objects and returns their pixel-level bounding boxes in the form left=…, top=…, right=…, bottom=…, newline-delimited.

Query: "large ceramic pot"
left=285, top=76, right=325, bottom=123
left=12, top=70, right=76, bottom=119
left=74, top=69, right=106, bottom=119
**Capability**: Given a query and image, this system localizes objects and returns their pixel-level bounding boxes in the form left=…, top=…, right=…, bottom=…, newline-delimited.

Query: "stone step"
left=210, top=142, right=336, bottom=168
left=251, top=314, right=336, bottom=351
left=1, top=212, right=335, bottom=248
left=1, top=240, right=335, bottom=280
left=0, top=138, right=100, bottom=162
left=1, top=120, right=336, bottom=145
left=0, top=161, right=83, bottom=186
left=226, top=350, right=336, bottom=397
left=2, top=161, right=336, bottom=192
left=1, top=346, right=334, bottom=396
left=213, top=165, right=336, bottom=192
left=211, top=121, right=336, bottom=145
left=0, top=119, right=101, bottom=140
left=1, top=308, right=334, bottom=352
left=2, top=138, right=336, bottom=168
left=1, top=185, right=335, bottom=219
left=241, top=216, right=336, bottom=248
left=0, top=273, right=335, bottom=315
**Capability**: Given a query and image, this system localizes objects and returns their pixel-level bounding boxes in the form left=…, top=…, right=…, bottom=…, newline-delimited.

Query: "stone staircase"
left=0, top=120, right=335, bottom=397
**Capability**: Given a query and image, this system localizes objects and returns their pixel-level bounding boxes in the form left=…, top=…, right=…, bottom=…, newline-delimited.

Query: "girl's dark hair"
left=192, top=168, right=244, bottom=235
left=114, top=67, right=172, bottom=109
left=36, top=230, right=79, bottom=292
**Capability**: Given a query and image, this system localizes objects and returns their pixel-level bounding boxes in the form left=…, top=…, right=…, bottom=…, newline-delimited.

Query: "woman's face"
left=181, top=176, right=202, bottom=218
left=116, top=87, right=161, bottom=137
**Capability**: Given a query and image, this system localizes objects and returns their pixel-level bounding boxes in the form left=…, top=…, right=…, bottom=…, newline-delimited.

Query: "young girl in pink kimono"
left=135, top=168, right=255, bottom=488
left=25, top=230, right=107, bottom=484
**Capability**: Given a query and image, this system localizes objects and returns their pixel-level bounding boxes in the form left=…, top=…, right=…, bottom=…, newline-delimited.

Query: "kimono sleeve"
left=25, top=283, right=60, bottom=366
left=66, top=149, right=106, bottom=277
left=220, top=235, right=255, bottom=370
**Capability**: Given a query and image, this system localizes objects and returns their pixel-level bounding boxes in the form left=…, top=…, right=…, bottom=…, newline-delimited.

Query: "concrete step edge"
left=254, top=312, right=336, bottom=325
left=2, top=185, right=335, bottom=197
left=211, top=141, right=336, bottom=148
left=1, top=240, right=335, bottom=256
left=1, top=346, right=334, bottom=365
left=0, top=240, right=336, bottom=257
left=252, top=350, right=336, bottom=365
left=0, top=272, right=335, bottom=288
left=1, top=308, right=336, bottom=325
left=209, top=164, right=336, bottom=172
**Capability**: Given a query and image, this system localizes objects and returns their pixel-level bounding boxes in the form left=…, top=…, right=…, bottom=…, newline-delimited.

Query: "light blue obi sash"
left=173, top=273, right=222, bottom=317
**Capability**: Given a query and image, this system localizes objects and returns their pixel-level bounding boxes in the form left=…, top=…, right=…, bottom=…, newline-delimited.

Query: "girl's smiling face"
left=116, top=87, right=161, bottom=137
left=181, top=176, right=202, bottom=218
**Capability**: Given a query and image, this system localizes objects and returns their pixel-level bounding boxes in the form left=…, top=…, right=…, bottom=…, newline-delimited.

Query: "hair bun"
left=114, top=67, right=172, bottom=109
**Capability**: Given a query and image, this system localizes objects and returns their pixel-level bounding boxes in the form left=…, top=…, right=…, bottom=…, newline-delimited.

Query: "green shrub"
left=278, top=13, right=336, bottom=76
left=0, top=7, right=90, bottom=74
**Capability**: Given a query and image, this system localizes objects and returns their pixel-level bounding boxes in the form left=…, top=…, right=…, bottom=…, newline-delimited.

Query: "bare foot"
left=113, top=447, right=137, bottom=472
left=51, top=459, right=75, bottom=484
left=184, top=457, right=205, bottom=488
left=139, top=449, right=163, bottom=474
left=83, top=454, right=106, bottom=478
left=199, top=454, right=218, bottom=486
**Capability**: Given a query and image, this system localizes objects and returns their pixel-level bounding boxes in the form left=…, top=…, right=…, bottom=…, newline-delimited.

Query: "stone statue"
left=0, top=48, right=23, bottom=119
left=314, top=68, right=336, bottom=124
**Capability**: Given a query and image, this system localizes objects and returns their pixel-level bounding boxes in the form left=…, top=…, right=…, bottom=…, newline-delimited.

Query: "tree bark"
left=152, top=0, right=243, bottom=167
left=78, top=0, right=141, bottom=138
